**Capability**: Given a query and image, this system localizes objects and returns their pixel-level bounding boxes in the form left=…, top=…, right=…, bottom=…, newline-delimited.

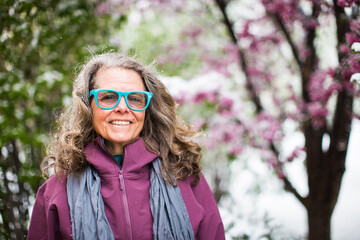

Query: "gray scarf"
left=67, top=158, right=194, bottom=240
left=67, top=166, right=114, bottom=240
left=150, top=158, right=194, bottom=240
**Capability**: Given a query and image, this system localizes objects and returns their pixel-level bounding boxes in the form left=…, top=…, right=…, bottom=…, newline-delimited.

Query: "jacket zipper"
left=99, top=138, right=134, bottom=239
left=119, top=170, right=134, bottom=240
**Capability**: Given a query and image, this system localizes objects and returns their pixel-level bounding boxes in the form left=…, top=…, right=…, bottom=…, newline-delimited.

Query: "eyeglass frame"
left=89, top=89, right=153, bottom=111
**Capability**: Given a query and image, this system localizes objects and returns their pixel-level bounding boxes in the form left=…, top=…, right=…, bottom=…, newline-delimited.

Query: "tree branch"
left=327, top=0, right=354, bottom=214
left=270, top=12, right=303, bottom=72
left=214, top=0, right=263, bottom=113
left=270, top=143, right=307, bottom=206
left=302, top=3, right=321, bottom=103
left=269, top=2, right=320, bottom=103
left=282, top=175, right=308, bottom=207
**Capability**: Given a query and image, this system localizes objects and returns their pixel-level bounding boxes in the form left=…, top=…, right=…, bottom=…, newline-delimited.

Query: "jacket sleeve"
left=27, top=186, right=48, bottom=240
left=27, top=176, right=71, bottom=240
left=192, top=173, right=225, bottom=240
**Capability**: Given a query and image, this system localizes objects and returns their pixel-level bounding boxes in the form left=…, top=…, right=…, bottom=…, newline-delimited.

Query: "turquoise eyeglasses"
left=89, top=89, right=153, bottom=111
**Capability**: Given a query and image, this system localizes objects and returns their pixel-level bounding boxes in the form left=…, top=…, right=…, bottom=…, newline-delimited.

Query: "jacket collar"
left=84, top=136, right=158, bottom=177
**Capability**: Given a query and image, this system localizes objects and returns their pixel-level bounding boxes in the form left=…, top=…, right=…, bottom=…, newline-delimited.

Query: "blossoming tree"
left=209, top=1, right=359, bottom=239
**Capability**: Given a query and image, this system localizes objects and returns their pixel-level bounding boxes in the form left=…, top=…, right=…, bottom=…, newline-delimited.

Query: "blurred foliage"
left=116, top=8, right=224, bottom=79
left=0, top=0, right=122, bottom=238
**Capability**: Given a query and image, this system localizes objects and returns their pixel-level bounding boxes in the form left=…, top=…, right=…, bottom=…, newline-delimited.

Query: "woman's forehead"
left=94, top=67, right=145, bottom=91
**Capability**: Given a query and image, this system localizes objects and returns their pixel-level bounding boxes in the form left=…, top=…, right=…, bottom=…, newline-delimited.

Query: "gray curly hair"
left=42, top=53, right=202, bottom=185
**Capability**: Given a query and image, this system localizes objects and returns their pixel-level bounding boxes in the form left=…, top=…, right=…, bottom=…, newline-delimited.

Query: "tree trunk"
left=305, top=125, right=331, bottom=240
left=305, top=154, right=342, bottom=240
left=304, top=88, right=351, bottom=240
left=307, top=199, right=332, bottom=240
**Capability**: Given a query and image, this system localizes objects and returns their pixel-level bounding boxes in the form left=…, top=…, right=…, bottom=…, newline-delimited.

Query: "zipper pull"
left=119, top=172, right=124, bottom=191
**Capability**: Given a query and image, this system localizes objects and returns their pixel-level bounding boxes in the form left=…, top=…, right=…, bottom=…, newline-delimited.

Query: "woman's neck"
left=104, top=140, right=124, bottom=155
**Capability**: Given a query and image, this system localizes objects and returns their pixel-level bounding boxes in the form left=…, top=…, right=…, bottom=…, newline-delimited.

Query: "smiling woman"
left=27, top=53, right=225, bottom=240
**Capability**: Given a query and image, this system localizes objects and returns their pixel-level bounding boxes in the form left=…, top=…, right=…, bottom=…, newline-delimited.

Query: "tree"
left=103, top=0, right=359, bottom=239
left=209, top=1, right=359, bottom=239
left=0, top=0, right=120, bottom=238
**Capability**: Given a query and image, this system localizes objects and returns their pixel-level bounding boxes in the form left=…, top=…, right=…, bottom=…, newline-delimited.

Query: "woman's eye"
left=128, top=93, right=146, bottom=103
left=103, top=95, right=115, bottom=100
left=99, top=93, right=117, bottom=101
left=129, top=97, right=142, bottom=102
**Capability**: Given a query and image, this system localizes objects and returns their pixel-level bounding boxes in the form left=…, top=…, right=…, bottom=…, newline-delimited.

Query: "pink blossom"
left=308, top=70, right=343, bottom=104
left=230, top=146, right=243, bottom=156
left=173, top=95, right=186, bottom=106
left=246, top=67, right=261, bottom=76
left=95, top=0, right=133, bottom=15
left=352, top=113, right=360, bottom=120
left=345, top=19, right=360, bottom=46
left=220, top=97, right=233, bottom=109
left=327, top=68, right=336, bottom=77
left=192, top=91, right=217, bottom=104
left=262, top=149, right=286, bottom=179
left=341, top=55, right=360, bottom=81
left=261, top=0, right=301, bottom=22
left=339, top=44, right=351, bottom=54
left=304, top=18, right=319, bottom=29
left=223, top=43, right=240, bottom=63
left=272, top=88, right=281, bottom=106
left=350, top=20, right=360, bottom=33
left=202, top=55, right=232, bottom=77
left=205, top=121, right=245, bottom=149
left=218, top=97, right=235, bottom=116
left=255, top=113, right=282, bottom=143
left=337, top=0, right=357, bottom=8
left=277, top=171, right=286, bottom=179
left=308, top=70, right=327, bottom=102
left=344, top=81, right=355, bottom=91
left=156, top=55, right=167, bottom=66
left=193, top=92, right=210, bottom=103
left=299, top=48, right=311, bottom=59
left=327, top=82, right=343, bottom=95
left=156, top=41, right=190, bottom=65
left=287, top=147, right=306, bottom=162
left=262, top=35, right=281, bottom=45
left=237, top=20, right=253, bottom=39
left=182, top=26, right=203, bottom=39
left=248, top=35, right=282, bottom=54
left=307, top=102, right=328, bottom=118
left=147, top=0, right=186, bottom=11
left=216, top=59, right=232, bottom=76
left=249, top=41, right=261, bottom=52
left=262, top=149, right=279, bottom=168
left=269, top=160, right=278, bottom=168
left=264, top=124, right=281, bottom=142
left=307, top=102, right=328, bottom=127
left=96, top=2, right=112, bottom=15
left=192, top=119, right=207, bottom=130
left=222, top=132, right=233, bottom=142
left=346, top=33, right=360, bottom=44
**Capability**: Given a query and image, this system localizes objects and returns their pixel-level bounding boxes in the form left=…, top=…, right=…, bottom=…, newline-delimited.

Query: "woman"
left=27, top=53, right=225, bottom=240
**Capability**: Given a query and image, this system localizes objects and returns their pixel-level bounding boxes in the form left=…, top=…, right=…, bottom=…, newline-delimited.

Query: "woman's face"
left=91, top=67, right=147, bottom=155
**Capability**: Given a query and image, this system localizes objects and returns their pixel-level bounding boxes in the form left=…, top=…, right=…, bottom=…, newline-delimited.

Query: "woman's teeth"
left=111, top=120, right=130, bottom=126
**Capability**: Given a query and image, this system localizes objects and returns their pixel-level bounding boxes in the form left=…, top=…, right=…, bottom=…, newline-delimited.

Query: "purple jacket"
left=27, top=137, right=225, bottom=240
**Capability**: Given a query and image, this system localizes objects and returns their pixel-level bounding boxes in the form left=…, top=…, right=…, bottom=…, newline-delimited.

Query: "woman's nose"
left=114, top=96, right=129, bottom=113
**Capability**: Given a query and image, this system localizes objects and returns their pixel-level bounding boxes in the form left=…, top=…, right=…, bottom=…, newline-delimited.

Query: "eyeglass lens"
left=97, top=91, right=148, bottom=109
